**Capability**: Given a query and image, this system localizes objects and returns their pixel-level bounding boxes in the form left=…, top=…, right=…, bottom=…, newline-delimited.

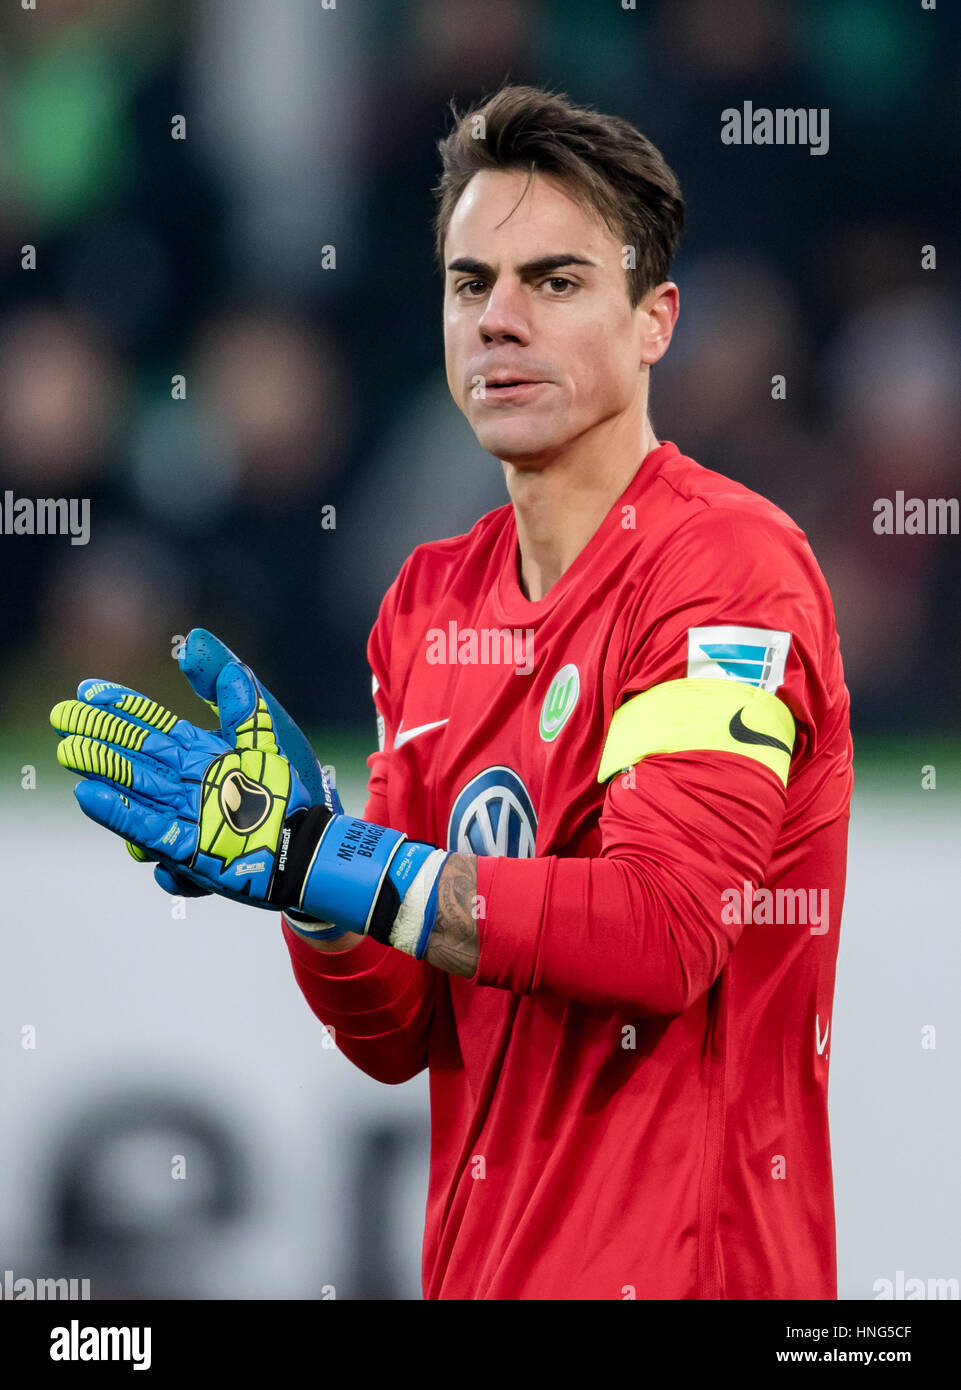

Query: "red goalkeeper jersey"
left=282, top=439, right=852, bottom=1300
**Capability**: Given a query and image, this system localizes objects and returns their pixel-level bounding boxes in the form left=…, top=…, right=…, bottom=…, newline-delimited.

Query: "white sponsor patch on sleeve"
left=686, top=625, right=791, bottom=692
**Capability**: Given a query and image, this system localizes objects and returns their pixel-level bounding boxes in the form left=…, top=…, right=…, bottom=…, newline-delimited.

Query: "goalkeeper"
left=50, top=84, right=852, bottom=1301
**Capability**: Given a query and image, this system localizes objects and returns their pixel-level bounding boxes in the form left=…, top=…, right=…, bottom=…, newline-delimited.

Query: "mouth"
left=481, top=380, right=547, bottom=401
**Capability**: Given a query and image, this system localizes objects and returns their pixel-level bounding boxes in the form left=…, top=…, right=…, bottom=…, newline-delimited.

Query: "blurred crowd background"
left=1, top=0, right=959, bottom=732
left=1, top=0, right=959, bottom=1304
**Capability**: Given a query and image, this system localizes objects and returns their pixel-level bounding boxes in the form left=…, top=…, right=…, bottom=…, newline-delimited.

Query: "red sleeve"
left=281, top=918, right=437, bottom=1085
left=472, top=507, right=832, bottom=1015
left=280, top=560, right=439, bottom=1083
left=362, top=569, right=395, bottom=826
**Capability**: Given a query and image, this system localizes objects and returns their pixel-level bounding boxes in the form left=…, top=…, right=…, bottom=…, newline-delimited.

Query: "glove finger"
left=217, top=661, right=279, bottom=754
left=71, top=681, right=203, bottom=758
left=51, top=689, right=187, bottom=776
left=73, top=779, right=196, bottom=860
left=53, top=682, right=233, bottom=786
left=55, top=730, right=136, bottom=789
left=54, top=731, right=190, bottom=812
left=179, top=628, right=238, bottom=710
left=51, top=696, right=171, bottom=753
left=154, top=861, right=211, bottom=897
left=75, top=681, right=181, bottom=734
left=50, top=700, right=188, bottom=786
left=179, top=631, right=339, bottom=812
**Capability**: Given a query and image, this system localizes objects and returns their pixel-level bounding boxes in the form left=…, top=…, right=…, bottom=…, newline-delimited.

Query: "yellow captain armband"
left=597, top=677, right=796, bottom=787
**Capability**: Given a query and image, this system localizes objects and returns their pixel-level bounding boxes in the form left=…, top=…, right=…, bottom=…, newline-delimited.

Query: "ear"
left=639, top=281, right=679, bottom=367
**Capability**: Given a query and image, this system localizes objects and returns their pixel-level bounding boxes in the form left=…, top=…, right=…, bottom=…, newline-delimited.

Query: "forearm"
left=286, top=854, right=480, bottom=974
left=423, top=852, right=479, bottom=978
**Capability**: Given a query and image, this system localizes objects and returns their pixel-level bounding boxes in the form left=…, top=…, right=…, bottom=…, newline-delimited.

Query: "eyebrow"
left=446, top=254, right=598, bottom=279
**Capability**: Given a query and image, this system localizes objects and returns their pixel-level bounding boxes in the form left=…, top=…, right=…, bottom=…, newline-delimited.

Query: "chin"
left=483, top=442, right=551, bottom=467
left=474, top=424, right=558, bottom=464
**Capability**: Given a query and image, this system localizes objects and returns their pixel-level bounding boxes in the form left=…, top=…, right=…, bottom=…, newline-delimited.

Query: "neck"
left=504, top=415, right=659, bottom=602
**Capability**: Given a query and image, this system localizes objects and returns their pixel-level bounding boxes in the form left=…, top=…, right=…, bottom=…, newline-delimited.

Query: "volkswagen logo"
left=447, top=766, right=537, bottom=857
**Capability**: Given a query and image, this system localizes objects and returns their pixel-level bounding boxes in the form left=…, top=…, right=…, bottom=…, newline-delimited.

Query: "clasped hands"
left=48, top=631, right=447, bottom=958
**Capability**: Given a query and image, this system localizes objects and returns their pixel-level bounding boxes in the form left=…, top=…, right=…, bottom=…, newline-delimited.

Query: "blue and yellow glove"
left=123, top=629, right=343, bottom=934
left=49, top=663, right=449, bottom=959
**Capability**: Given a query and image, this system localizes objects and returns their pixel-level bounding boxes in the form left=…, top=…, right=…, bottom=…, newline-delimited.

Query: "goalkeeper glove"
left=121, top=628, right=344, bottom=934
left=50, top=663, right=449, bottom=959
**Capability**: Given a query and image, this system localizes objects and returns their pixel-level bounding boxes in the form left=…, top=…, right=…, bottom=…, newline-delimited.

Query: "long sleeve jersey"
left=282, top=439, right=853, bottom=1299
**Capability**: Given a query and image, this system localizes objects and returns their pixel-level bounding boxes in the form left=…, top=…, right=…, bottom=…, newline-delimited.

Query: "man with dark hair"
left=285, top=85, right=851, bottom=1299
left=52, top=84, right=852, bottom=1300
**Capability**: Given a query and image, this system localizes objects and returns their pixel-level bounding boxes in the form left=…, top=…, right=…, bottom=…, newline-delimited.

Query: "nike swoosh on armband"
left=728, top=707, right=792, bottom=754
left=597, top=678, right=797, bottom=787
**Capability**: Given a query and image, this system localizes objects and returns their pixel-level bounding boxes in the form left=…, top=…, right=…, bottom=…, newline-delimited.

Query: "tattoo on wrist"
left=425, top=853, right=479, bottom=978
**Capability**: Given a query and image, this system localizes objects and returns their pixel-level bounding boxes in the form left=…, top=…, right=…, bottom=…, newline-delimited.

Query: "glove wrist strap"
left=295, top=813, right=409, bottom=935
left=274, top=806, right=449, bottom=955
left=267, top=803, right=333, bottom=908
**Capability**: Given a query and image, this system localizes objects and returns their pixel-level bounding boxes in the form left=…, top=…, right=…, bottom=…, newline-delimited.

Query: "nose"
left=476, top=277, right=531, bottom=345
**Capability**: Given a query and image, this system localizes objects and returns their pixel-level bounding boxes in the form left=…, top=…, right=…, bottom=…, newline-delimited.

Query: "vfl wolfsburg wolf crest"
left=540, top=663, right=580, bottom=741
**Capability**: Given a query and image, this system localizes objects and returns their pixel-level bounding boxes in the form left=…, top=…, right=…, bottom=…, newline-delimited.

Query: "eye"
left=456, top=279, right=488, bottom=297
left=543, top=276, right=576, bottom=294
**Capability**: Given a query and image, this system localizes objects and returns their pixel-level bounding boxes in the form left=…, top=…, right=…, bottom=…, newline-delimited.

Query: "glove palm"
left=52, top=666, right=312, bottom=910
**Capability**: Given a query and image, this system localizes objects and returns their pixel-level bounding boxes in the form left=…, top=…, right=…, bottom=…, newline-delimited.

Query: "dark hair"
left=432, top=84, right=685, bottom=308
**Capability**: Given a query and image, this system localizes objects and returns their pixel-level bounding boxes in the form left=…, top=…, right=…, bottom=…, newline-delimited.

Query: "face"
left=443, top=168, right=674, bottom=468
